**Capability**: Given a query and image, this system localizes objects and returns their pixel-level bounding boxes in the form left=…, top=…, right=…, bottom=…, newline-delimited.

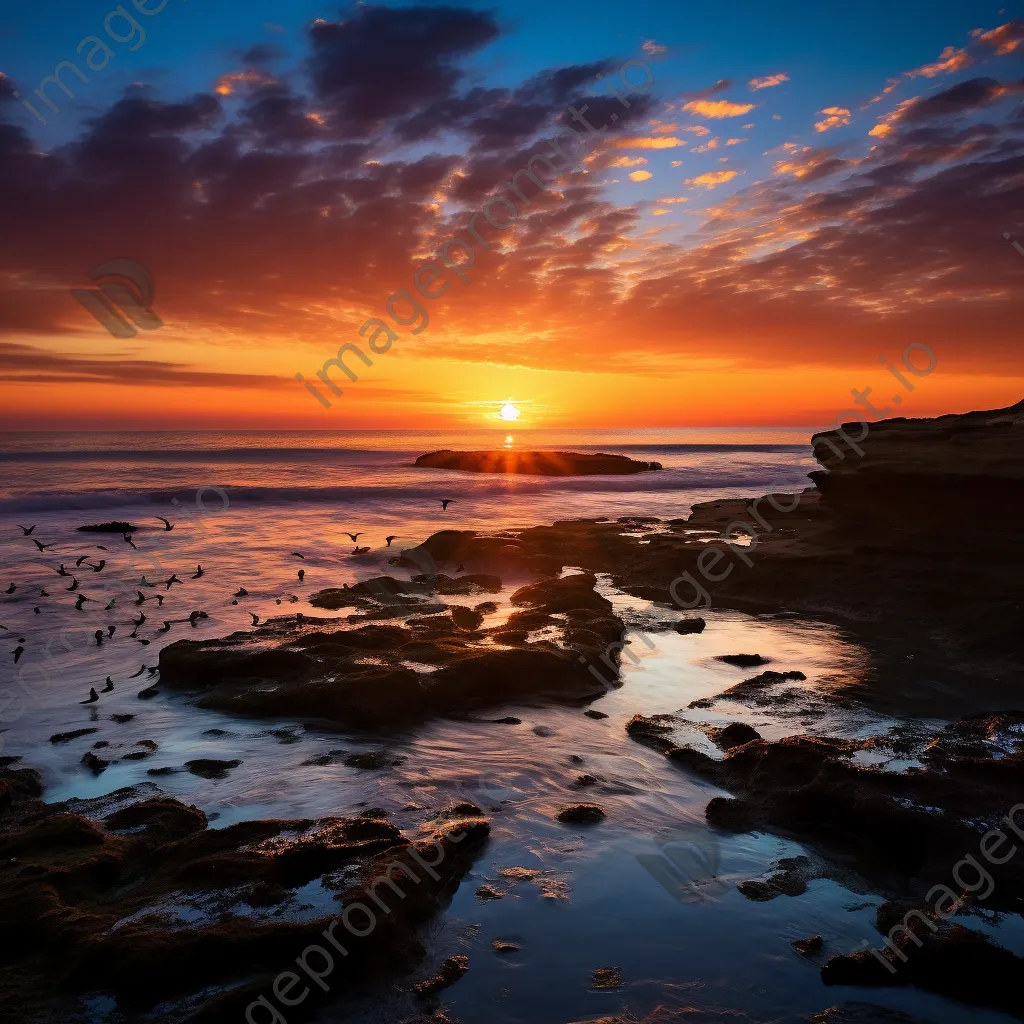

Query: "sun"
left=499, top=403, right=521, bottom=421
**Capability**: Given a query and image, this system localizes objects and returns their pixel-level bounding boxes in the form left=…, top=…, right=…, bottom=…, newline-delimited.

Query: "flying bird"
left=297, top=569, right=305, bottom=581
left=135, top=591, right=147, bottom=605
left=234, top=588, right=248, bottom=598
left=105, top=600, right=117, bottom=611
left=123, top=533, right=137, bottom=549
left=75, top=595, right=88, bottom=610
left=86, top=560, right=105, bottom=572
left=439, top=499, right=454, bottom=511
left=154, top=594, right=165, bottom=606
left=4, top=583, right=15, bottom=594
left=94, top=630, right=104, bottom=645
left=191, top=565, right=203, bottom=579
left=385, top=536, right=397, bottom=546
left=57, top=564, right=70, bottom=576
left=16, top=525, right=36, bottom=535
left=344, top=532, right=362, bottom=542
left=107, top=625, right=116, bottom=637
left=131, top=612, right=146, bottom=627
left=128, top=665, right=147, bottom=678
left=101, top=677, right=114, bottom=693
left=156, top=516, right=174, bottom=531
left=32, top=539, right=53, bottom=552
left=291, top=552, right=304, bottom=559
left=80, top=687, right=99, bottom=704
left=12, top=646, right=24, bottom=664
left=250, top=612, right=261, bottom=626
left=165, top=575, right=182, bottom=590
left=76, top=556, right=89, bottom=567
left=33, top=607, right=40, bottom=615
left=159, top=621, right=172, bottom=633
left=139, top=576, right=155, bottom=588
left=66, top=578, right=79, bottom=592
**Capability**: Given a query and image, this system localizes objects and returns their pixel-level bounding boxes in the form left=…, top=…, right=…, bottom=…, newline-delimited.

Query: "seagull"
left=165, top=575, right=182, bottom=590
left=132, top=633, right=150, bottom=646
left=129, top=665, right=148, bottom=678
left=344, top=532, right=362, bottom=542
left=131, top=612, right=146, bottom=627
left=66, top=578, right=79, bottom=592
left=234, top=588, right=248, bottom=597
left=4, top=583, right=15, bottom=594
left=75, top=595, right=88, bottom=610
left=297, top=569, right=305, bottom=581
left=250, top=613, right=260, bottom=626
left=101, top=676, right=114, bottom=693
left=154, top=594, right=165, bottom=606
left=123, top=533, right=137, bottom=550
left=352, top=546, right=370, bottom=555
left=105, top=600, right=117, bottom=611
left=135, top=591, right=147, bottom=605
left=156, top=516, right=174, bottom=531
left=86, top=560, right=105, bottom=572
left=57, top=564, right=70, bottom=576
left=80, top=687, right=99, bottom=704
left=32, top=539, right=53, bottom=552
left=191, top=565, right=203, bottom=579
left=139, top=576, right=155, bottom=588
left=94, top=630, right=104, bottom=645
left=291, top=552, right=304, bottom=559
left=188, top=610, right=207, bottom=626
left=456, top=564, right=465, bottom=573
left=33, top=607, right=40, bottom=614
left=439, top=499, right=454, bottom=511
left=107, top=625, right=116, bottom=637
left=12, top=646, right=23, bottom=664
left=159, top=620, right=172, bottom=633
left=76, top=556, right=89, bottom=567
left=16, top=525, right=36, bottom=536
left=385, top=536, right=397, bottom=546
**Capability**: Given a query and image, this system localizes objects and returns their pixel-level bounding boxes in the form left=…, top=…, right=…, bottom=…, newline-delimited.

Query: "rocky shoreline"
left=3, top=401, right=1022, bottom=1022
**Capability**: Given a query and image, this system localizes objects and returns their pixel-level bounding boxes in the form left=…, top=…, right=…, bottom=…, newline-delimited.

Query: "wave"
left=0, top=467, right=815, bottom=514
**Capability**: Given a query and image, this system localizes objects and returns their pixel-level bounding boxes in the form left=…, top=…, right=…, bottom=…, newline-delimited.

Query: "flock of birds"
left=2, top=498, right=459, bottom=706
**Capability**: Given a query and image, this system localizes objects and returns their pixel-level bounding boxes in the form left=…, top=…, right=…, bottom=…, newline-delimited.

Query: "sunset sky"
left=1, top=0, right=1023, bottom=429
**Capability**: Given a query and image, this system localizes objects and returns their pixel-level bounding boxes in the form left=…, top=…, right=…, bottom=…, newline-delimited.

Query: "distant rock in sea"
left=414, top=450, right=663, bottom=475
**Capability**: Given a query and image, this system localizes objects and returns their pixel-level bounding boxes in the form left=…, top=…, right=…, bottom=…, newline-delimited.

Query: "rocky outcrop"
left=415, top=450, right=662, bottom=475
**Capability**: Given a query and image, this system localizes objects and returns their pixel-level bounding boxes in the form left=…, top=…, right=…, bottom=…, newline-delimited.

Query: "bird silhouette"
left=456, top=564, right=465, bottom=573
left=86, top=560, right=105, bottom=572
left=94, top=629, right=104, bottom=645
left=344, top=532, right=363, bottom=542
left=154, top=594, right=165, bottom=606
left=156, top=516, right=174, bottom=531
left=131, top=612, right=146, bottom=627
left=135, top=591, right=147, bottom=605
left=33, top=607, right=40, bottom=615
left=66, top=578, right=79, bottom=592
left=105, top=600, right=117, bottom=611
left=352, top=546, right=370, bottom=555
left=385, top=535, right=397, bottom=546
left=234, top=588, right=248, bottom=597
left=76, top=555, right=89, bottom=567
left=291, top=552, right=304, bottom=559
left=32, top=539, right=53, bottom=552
left=16, top=525, right=36, bottom=535
left=123, top=533, right=137, bottom=549
left=191, top=565, right=203, bottom=579
left=439, top=499, right=454, bottom=511
left=250, top=613, right=260, bottom=626
left=101, top=676, right=114, bottom=693
left=107, top=625, right=116, bottom=637
left=159, top=620, right=172, bottom=633
left=165, top=575, right=182, bottom=590
left=129, top=665, right=147, bottom=678
left=80, top=687, right=99, bottom=704
left=4, top=583, right=15, bottom=594
left=139, top=576, right=155, bottom=588
left=57, top=564, right=70, bottom=576
left=188, top=610, right=208, bottom=626
left=297, top=569, right=305, bottom=581
left=12, top=646, right=23, bottom=663
left=75, top=595, right=88, bottom=610
left=39, top=589, right=48, bottom=597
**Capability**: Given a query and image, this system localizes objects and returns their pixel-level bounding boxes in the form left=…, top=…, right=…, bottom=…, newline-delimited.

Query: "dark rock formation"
left=415, top=450, right=662, bottom=475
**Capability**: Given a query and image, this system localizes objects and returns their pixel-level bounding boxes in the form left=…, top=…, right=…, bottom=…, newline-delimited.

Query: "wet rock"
left=415, top=450, right=661, bottom=476
left=709, top=722, right=762, bottom=749
left=435, top=802, right=482, bottom=820
left=50, top=728, right=98, bottom=744
left=556, top=803, right=605, bottom=824
left=77, top=521, right=136, bottom=533
left=716, top=654, right=771, bottom=668
left=475, top=601, right=498, bottom=614
left=104, top=798, right=207, bottom=843
left=716, top=670, right=807, bottom=705
left=811, top=1004, right=935, bottom=1024
left=572, top=774, right=599, bottom=788
left=80, top=752, right=109, bottom=774
left=533, top=725, right=556, bottom=737
left=492, top=939, right=520, bottom=952
left=110, top=714, right=134, bottom=724
left=146, top=766, right=179, bottom=776
left=793, top=935, right=824, bottom=956
left=625, top=714, right=677, bottom=751
left=569, top=755, right=585, bottom=765
left=584, top=709, right=608, bottom=719
left=450, top=606, right=484, bottom=631
left=93, top=741, right=109, bottom=749
left=184, top=758, right=241, bottom=779
left=591, top=966, right=622, bottom=990
left=675, top=617, right=706, bottom=634
left=704, top=796, right=758, bottom=831
left=737, top=879, right=781, bottom=901
left=510, top=573, right=612, bottom=615
left=241, top=881, right=289, bottom=908
left=137, top=686, right=159, bottom=699
left=489, top=717, right=521, bottom=725
left=414, top=954, right=469, bottom=996
left=476, top=885, right=504, bottom=900
left=344, top=751, right=405, bottom=770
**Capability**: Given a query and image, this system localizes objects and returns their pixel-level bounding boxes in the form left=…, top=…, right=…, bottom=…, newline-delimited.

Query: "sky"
left=0, top=0, right=1023, bottom=429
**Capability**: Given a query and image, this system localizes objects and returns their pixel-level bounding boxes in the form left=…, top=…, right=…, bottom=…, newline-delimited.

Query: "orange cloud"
left=659, top=197, right=689, bottom=203
left=671, top=160, right=683, bottom=167
left=629, top=170, right=653, bottom=181
left=652, top=208, right=669, bottom=215
left=726, top=137, right=747, bottom=146
left=866, top=78, right=902, bottom=106
left=682, top=99, right=755, bottom=119
left=906, top=45, right=973, bottom=78
left=682, top=124, right=712, bottom=136
left=214, top=70, right=268, bottom=96
left=971, top=21, right=1024, bottom=55
left=610, top=156, right=649, bottom=167
left=692, top=138, right=720, bottom=153
left=868, top=97, right=919, bottom=138
left=611, top=136, right=686, bottom=149
left=642, top=39, right=667, bottom=56
left=815, top=106, right=852, bottom=132
left=749, top=73, right=789, bottom=91
left=648, top=120, right=680, bottom=133
left=685, top=169, right=738, bottom=189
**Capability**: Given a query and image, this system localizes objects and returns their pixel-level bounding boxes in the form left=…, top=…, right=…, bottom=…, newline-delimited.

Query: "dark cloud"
left=904, top=77, right=1024, bottom=123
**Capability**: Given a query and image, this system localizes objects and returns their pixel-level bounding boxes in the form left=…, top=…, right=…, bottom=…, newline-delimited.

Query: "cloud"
left=611, top=136, right=685, bottom=149
left=642, top=40, right=667, bottom=56
left=815, top=106, right=852, bottom=132
left=772, top=145, right=851, bottom=181
left=681, top=124, right=712, bottom=136
left=685, top=169, right=739, bottom=188
left=692, top=138, right=720, bottom=152
left=610, top=155, right=649, bottom=167
left=972, top=21, right=1024, bottom=55
left=906, top=45, right=973, bottom=79
left=629, top=170, right=653, bottom=181
left=749, top=73, right=789, bottom=91
left=866, top=78, right=902, bottom=106
left=682, top=98, right=755, bottom=118
left=869, top=78, right=1024, bottom=137
left=726, top=137, right=747, bottom=146
left=683, top=80, right=733, bottom=100
left=659, top=196, right=689, bottom=203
